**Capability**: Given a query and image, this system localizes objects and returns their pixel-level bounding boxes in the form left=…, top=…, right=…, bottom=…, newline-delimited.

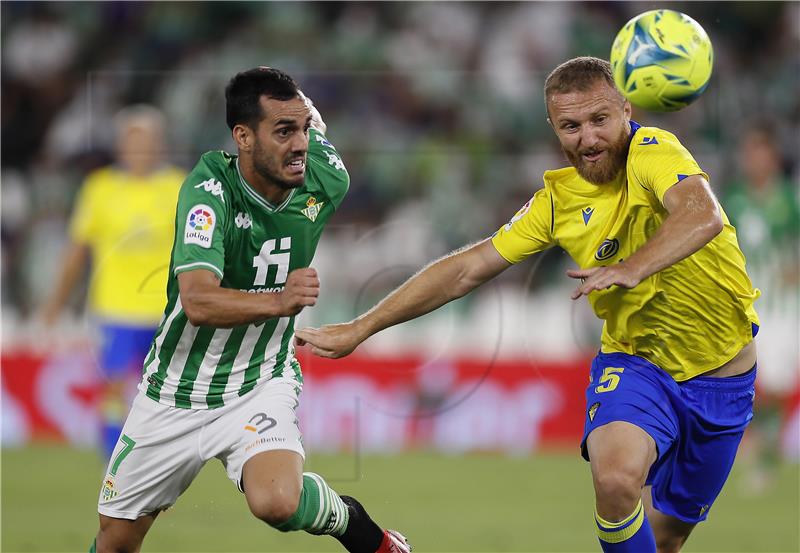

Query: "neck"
left=238, top=157, right=291, bottom=205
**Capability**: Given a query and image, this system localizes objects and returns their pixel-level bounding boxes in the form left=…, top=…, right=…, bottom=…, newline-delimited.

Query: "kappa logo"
left=184, top=204, right=216, bottom=248
left=235, top=212, right=252, bottom=229
left=582, top=206, right=595, bottom=225
left=195, top=178, right=225, bottom=203
left=301, top=197, right=325, bottom=222
left=588, top=402, right=600, bottom=422
left=326, top=152, right=345, bottom=171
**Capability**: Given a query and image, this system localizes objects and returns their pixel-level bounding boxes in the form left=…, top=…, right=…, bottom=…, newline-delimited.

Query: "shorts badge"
left=588, top=402, right=600, bottom=422
left=101, top=475, right=118, bottom=502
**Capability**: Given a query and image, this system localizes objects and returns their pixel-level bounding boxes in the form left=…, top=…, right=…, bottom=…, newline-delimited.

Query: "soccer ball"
left=609, top=10, right=713, bottom=112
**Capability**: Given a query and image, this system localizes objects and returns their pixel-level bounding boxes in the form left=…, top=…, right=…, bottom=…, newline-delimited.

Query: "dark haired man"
left=91, top=67, right=410, bottom=553
left=297, top=57, right=759, bottom=553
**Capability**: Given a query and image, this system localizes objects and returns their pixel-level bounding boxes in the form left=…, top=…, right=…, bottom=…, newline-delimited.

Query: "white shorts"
left=97, top=376, right=304, bottom=520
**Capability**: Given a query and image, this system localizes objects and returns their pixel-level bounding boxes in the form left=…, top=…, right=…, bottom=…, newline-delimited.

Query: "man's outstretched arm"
left=295, top=238, right=511, bottom=358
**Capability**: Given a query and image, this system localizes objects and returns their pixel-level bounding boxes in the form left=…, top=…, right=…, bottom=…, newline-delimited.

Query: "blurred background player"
left=41, top=105, right=185, bottom=458
left=724, top=122, right=800, bottom=492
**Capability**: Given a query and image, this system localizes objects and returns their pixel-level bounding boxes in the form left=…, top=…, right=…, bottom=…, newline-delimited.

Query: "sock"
left=336, top=496, right=384, bottom=553
left=89, top=539, right=96, bottom=553
left=273, top=472, right=350, bottom=536
left=595, top=499, right=656, bottom=553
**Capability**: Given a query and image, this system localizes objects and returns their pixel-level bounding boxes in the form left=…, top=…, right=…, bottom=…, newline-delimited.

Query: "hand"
left=299, top=91, right=326, bottom=134
left=567, top=263, right=643, bottom=300
left=295, top=322, right=364, bottom=359
left=278, top=268, right=320, bottom=316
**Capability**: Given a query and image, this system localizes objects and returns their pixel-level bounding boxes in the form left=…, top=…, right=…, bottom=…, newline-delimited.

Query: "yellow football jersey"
left=492, top=124, right=760, bottom=381
left=70, top=165, right=184, bottom=324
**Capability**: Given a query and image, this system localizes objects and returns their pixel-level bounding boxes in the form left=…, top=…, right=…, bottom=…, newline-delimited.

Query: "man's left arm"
left=568, top=175, right=723, bottom=299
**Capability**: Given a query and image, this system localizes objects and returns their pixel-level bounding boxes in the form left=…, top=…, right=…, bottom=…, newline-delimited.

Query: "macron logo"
left=582, top=207, right=595, bottom=225
left=639, top=136, right=659, bottom=146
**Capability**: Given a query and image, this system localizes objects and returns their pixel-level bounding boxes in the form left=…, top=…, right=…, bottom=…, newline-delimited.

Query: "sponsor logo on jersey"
left=246, top=412, right=277, bottom=434
left=194, top=178, right=225, bottom=203
left=184, top=204, right=216, bottom=248
left=301, top=197, right=325, bottom=222
left=594, top=238, right=619, bottom=261
left=582, top=206, right=595, bottom=225
left=101, top=475, right=118, bottom=501
left=315, top=133, right=333, bottom=148
left=235, top=212, right=252, bottom=229
left=639, top=136, right=659, bottom=146
left=503, top=198, right=533, bottom=231
left=588, top=402, right=600, bottom=422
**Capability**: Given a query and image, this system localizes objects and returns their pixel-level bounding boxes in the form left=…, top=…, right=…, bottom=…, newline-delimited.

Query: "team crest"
left=301, top=197, right=324, bottom=222
left=101, top=475, right=118, bottom=502
left=588, top=402, right=600, bottom=422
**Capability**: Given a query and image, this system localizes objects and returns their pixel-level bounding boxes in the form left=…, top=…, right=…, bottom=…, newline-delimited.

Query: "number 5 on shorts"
left=110, top=434, right=136, bottom=476
left=595, top=367, right=624, bottom=393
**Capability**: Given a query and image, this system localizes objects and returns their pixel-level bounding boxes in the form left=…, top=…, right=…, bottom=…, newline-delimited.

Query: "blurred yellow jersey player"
left=492, top=121, right=760, bottom=380
left=42, top=104, right=184, bottom=457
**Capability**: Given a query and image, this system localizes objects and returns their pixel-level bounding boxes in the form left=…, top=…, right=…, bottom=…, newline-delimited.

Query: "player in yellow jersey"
left=42, top=105, right=184, bottom=458
left=296, top=57, right=759, bottom=553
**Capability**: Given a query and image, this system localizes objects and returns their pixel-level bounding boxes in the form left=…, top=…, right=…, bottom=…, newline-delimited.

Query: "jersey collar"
left=235, top=158, right=297, bottom=213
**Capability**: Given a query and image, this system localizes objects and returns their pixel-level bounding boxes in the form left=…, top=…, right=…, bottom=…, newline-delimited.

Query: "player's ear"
left=623, top=99, right=632, bottom=122
left=232, top=124, right=253, bottom=152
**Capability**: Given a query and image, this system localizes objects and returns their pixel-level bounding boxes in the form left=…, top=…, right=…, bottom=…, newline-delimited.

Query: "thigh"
left=242, top=450, right=304, bottom=512
left=98, top=393, right=206, bottom=519
left=581, top=352, right=679, bottom=464
left=649, top=367, right=757, bottom=524
left=205, top=377, right=305, bottom=491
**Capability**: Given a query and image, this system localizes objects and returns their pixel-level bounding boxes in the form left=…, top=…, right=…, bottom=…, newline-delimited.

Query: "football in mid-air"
left=609, top=9, right=713, bottom=112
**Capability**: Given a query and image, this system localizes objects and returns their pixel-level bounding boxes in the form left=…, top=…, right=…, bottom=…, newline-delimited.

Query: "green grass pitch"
left=2, top=445, right=798, bottom=552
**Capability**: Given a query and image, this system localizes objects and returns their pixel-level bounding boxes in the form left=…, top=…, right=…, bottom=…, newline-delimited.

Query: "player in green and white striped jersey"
left=91, top=68, right=410, bottom=553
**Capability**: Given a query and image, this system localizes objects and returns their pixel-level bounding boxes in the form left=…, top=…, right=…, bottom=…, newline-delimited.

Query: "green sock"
left=89, top=539, right=96, bottom=553
left=273, top=472, right=350, bottom=536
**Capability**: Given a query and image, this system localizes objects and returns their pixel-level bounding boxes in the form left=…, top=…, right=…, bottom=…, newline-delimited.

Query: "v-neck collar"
left=235, top=158, right=297, bottom=213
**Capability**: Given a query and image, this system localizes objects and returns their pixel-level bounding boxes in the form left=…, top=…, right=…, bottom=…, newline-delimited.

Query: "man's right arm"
left=178, top=268, right=319, bottom=328
left=295, top=239, right=510, bottom=358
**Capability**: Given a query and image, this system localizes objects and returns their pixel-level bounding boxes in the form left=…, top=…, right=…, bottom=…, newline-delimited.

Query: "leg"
left=587, top=421, right=658, bottom=552
left=642, top=486, right=695, bottom=553
left=588, top=421, right=657, bottom=520
left=242, top=449, right=304, bottom=525
left=241, top=449, right=396, bottom=552
left=94, top=512, right=158, bottom=553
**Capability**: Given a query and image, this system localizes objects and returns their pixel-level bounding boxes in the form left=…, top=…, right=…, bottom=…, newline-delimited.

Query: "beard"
left=252, top=140, right=305, bottom=190
left=564, top=126, right=629, bottom=185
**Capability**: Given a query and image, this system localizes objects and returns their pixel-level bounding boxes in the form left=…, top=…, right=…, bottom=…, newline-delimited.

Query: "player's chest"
left=553, top=187, right=661, bottom=267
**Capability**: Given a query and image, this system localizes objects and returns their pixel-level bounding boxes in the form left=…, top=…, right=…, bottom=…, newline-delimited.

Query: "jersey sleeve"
left=307, top=128, right=349, bottom=209
left=68, top=171, right=103, bottom=245
left=631, top=129, right=709, bottom=203
left=491, top=187, right=555, bottom=264
left=171, top=156, right=229, bottom=280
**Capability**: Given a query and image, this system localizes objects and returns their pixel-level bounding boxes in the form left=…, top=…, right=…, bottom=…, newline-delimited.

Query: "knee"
left=656, top=536, right=686, bottom=553
left=247, top=487, right=301, bottom=526
left=593, top=466, right=644, bottom=506
left=96, top=535, right=136, bottom=553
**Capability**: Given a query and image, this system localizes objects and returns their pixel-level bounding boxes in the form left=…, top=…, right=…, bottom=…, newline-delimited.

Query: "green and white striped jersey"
left=141, top=129, right=348, bottom=409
